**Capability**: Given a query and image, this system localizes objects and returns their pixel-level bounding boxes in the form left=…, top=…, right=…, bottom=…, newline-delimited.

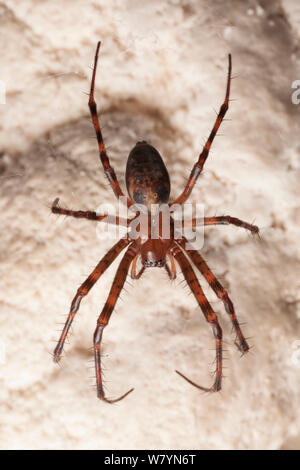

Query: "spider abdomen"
left=126, top=141, right=170, bottom=210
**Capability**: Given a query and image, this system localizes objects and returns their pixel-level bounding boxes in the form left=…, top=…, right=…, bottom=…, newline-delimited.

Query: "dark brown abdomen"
left=126, top=142, right=170, bottom=210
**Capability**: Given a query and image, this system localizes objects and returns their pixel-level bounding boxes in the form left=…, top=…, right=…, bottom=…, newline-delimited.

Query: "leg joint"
left=212, top=323, right=222, bottom=340
left=93, top=323, right=106, bottom=344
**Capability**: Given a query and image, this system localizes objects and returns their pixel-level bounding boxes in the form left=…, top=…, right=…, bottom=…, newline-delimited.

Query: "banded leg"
left=52, top=198, right=130, bottom=227
left=171, top=54, right=232, bottom=206
left=182, top=216, right=259, bottom=234
left=88, top=42, right=132, bottom=208
left=94, top=243, right=138, bottom=403
left=53, top=237, right=131, bottom=362
left=178, top=237, right=249, bottom=353
left=170, top=242, right=223, bottom=392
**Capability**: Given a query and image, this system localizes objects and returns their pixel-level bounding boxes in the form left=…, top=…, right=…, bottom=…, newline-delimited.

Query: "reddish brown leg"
left=178, top=237, right=249, bottom=353
left=131, top=254, right=145, bottom=279
left=171, top=54, right=231, bottom=206
left=51, top=198, right=130, bottom=227
left=53, top=237, right=130, bottom=362
left=183, top=216, right=259, bottom=234
left=94, top=243, right=138, bottom=403
left=165, top=253, right=177, bottom=280
left=170, top=242, right=222, bottom=392
left=88, top=42, right=132, bottom=208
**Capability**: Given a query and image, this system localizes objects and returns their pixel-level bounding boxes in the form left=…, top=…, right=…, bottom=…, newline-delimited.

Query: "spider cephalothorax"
left=52, top=42, right=259, bottom=403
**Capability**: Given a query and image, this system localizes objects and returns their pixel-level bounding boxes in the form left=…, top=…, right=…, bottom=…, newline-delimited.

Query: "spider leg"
left=178, top=237, right=249, bottom=353
left=53, top=237, right=131, bottom=362
left=165, top=253, right=177, bottom=280
left=170, top=54, right=231, bottom=206
left=93, top=243, right=138, bottom=403
left=51, top=198, right=130, bottom=227
left=88, top=42, right=132, bottom=208
left=131, top=254, right=145, bottom=279
left=183, top=215, right=259, bottom=234
left=170, top=242, right=222, bottom=392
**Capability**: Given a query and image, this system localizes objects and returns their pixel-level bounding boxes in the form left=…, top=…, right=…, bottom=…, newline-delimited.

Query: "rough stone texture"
left=0, top=0, right=300, bottom=450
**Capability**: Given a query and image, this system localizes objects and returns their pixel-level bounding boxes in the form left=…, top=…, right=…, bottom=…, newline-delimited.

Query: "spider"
left=52, top=42, right=259, bottom=403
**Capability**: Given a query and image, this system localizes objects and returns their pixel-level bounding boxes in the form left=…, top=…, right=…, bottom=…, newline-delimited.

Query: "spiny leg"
left=182, top=215, right=259, bottom=234
left=88, top=42, right=132, bottom=208
left=178, top=237, right=249, bottom=353
left=53, top=237, right=131, bottom=362
left=171, top=54, right=232, bottom=206
left=94, top=243, right=138, bottom=403
left=170, top=242, right=223, bottom=392
left=52, top=198, right=130, bottom=227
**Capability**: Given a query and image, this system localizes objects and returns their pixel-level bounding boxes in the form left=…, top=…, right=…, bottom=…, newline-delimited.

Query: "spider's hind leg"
left=93, top=243, right=138, bottom=403
left=170, top=242, right=223, bottom=392
left=53, top=238, right=130, bottom=362
left=178, top=238, right=249, bottom=354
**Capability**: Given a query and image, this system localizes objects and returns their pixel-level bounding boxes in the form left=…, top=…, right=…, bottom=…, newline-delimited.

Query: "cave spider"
left=51, top=42, right=259, bottom=403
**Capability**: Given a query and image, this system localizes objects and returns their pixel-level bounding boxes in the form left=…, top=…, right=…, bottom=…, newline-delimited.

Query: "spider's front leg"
left=53, top=237, right=130, bottom=362
left=93, top=242, right=138, bottom=403
left=88, top=42, right=132, bottom=208
left=170, top=242, right=223, bottom=392
left=170, top=54, right=232, bottom=206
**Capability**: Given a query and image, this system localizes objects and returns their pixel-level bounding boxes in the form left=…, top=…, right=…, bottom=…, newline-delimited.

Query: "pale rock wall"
left=0, top=0, right=299, bottom=450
